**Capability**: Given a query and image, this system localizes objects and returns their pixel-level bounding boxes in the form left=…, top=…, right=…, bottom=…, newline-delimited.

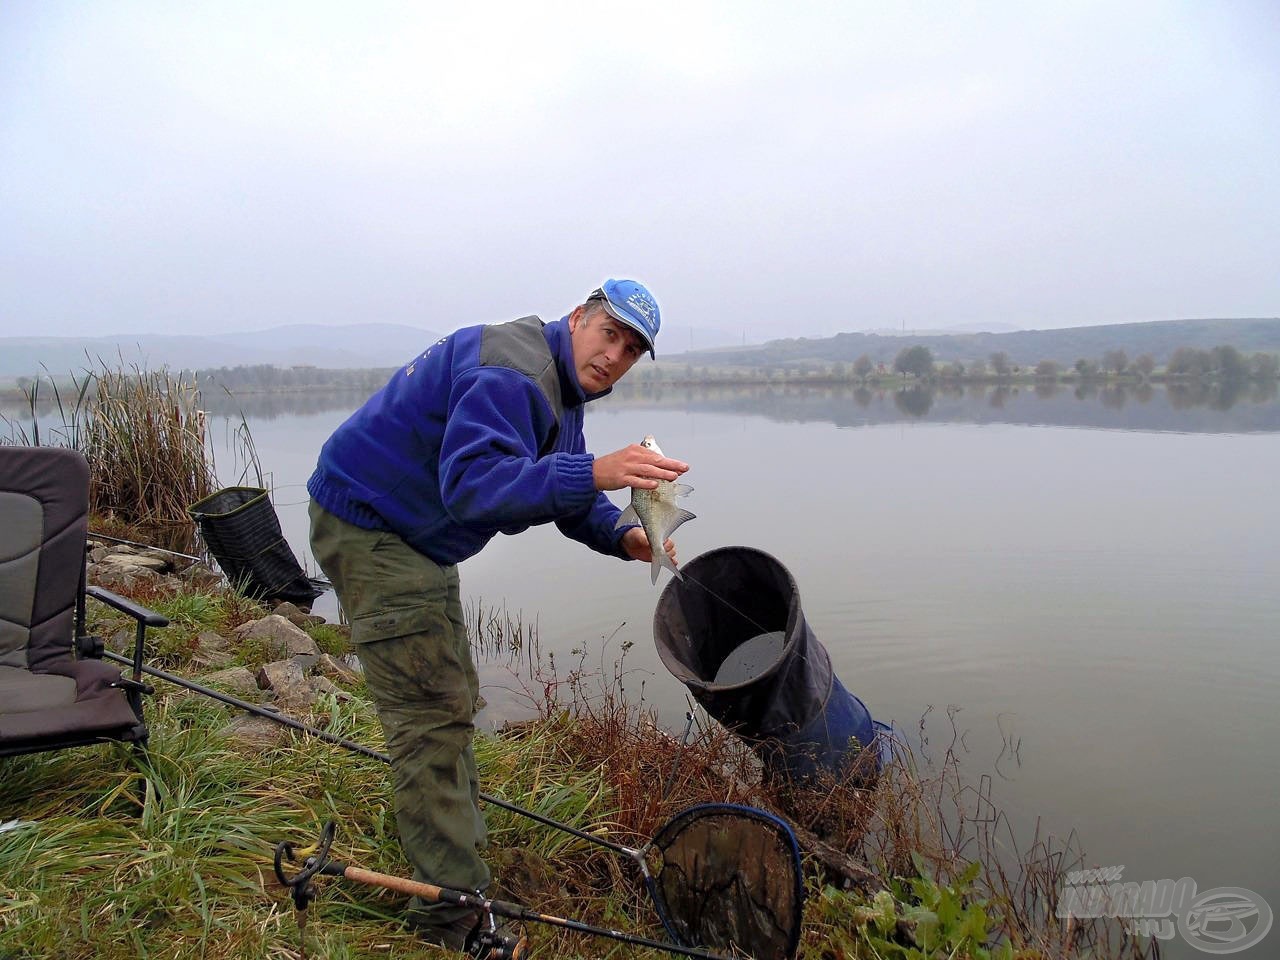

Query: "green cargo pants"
left=308, top=501, right=489, bottom=932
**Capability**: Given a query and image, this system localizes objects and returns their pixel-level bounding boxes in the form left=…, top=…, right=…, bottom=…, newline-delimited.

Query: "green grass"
left=1, top=586, right=1158, bottom=960
left=0, top=686, right=691, bottom=959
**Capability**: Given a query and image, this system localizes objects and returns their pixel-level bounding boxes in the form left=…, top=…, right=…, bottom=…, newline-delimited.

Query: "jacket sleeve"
left=550, top=411, right=636, bottom=557
left=556, top=493, right=635, bottom=558
left=437, top=367, right=599, bottom=529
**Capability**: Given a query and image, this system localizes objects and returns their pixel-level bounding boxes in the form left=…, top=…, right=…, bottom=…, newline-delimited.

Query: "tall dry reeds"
left=4, top=360, right=220, bottom=550
left=78, top=363, right=214, bottom=536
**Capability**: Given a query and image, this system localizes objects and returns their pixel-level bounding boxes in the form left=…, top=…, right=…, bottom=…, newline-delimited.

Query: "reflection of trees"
left=199, top=389, right=374, bottom=419
left=1250, top=379, right=1278, bottom=403
left=1168, top=382, right=1207, bottom=410
left=1253, top=353, right=1280, bottom=380
left=1074, top=382, right=1098, bottom=401
left=1034, top=381, right=1059, bottom=399
left=177, top=377, right=1279, bottom=434
left=1167, top=381, right=1245, bottom=411
left=1209, top=379, right=1244, bottom=411
left=1100, top=385, right=1127, bottom=410
left=893, top=386, right=933, bottom=417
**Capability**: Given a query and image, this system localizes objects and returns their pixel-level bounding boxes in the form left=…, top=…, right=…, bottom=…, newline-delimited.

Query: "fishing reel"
left=469, top=914, right=527, bottom=960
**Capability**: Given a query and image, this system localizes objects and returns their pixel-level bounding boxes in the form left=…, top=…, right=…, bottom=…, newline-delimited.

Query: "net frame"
left=643, top=802, right=805, bottom=960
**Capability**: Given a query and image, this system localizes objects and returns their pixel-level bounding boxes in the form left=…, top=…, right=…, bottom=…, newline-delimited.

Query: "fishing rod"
left=100, top=652, right=637, bottom=857
left=104, top=654, right=807, bottom=958
left=672, top=566, right=776, bottom=641
left=274, top=821, right=739, bottom=960
left=88, top=532, right=203, bottom=563
left=87, top=532, right=333, bottom=587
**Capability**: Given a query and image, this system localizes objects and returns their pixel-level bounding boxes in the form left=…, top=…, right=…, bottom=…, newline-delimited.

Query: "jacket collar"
left=545, top=315, right=612, bottom=406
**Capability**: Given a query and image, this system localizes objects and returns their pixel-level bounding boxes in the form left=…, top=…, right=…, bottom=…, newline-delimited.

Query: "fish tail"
left=652, top=548, right=681, bottom=585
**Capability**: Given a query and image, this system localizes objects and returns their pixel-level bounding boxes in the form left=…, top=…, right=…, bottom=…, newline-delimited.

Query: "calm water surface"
left=14, top=383, right=1275, bottom=956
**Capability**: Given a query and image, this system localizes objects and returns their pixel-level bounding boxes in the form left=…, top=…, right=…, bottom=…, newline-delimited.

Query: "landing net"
left=647, top=803, right=804, bottom=960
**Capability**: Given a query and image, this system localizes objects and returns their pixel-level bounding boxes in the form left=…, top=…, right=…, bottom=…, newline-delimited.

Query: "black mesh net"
left=647, top=803, right=804, bottom=960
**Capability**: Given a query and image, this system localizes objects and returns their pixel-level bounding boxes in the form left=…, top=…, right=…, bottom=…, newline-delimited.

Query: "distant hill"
left=0, top=323, right=445, bottom=379
left=672, top=317, right=1280, bottom=369
left=4, top=316, right=1276, bottom=382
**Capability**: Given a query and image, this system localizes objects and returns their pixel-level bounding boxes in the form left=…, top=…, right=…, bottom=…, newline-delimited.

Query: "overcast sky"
left=2, top=1, right=1277, bottom=345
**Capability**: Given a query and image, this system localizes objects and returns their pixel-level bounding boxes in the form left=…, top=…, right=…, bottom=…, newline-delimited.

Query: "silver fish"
left=615, top=435, right=696, bottom=584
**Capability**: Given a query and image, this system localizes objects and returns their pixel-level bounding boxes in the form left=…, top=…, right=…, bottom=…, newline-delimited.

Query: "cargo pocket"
left=349, top=604, right=442, bottom=645
left=352, top=601, right=475, bottom=716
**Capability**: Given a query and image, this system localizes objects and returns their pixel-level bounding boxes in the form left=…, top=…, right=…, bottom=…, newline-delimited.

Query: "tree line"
left=6, top=344, right=1275, bottom=403
left=190, top=364, right=396, bottom=394
left=886, top=343, right=1278, bottom=383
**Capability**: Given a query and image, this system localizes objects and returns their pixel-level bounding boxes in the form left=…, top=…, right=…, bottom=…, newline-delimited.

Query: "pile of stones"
left=86, top=539, right=365, bottom=748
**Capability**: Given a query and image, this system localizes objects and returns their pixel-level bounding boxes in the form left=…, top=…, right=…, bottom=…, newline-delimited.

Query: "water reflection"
left=1099, top=385, right=1127, bottom=410
left=1167, top=378, right=1278, bottom=410
left=7, top=381, right=1277, bottom=435
left=198, top=389, right=373, bottom=419
left=600, top=381, right=1280, bottom=434
left=893, top=385, right=933, bottom=417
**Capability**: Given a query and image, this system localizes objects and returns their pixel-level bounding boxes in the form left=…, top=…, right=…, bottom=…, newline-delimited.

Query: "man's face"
left=568, top=305, right=647, bottom=392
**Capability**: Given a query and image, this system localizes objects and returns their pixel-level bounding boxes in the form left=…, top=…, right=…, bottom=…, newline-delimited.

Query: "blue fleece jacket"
left=307, top=316, right=631, bottom=565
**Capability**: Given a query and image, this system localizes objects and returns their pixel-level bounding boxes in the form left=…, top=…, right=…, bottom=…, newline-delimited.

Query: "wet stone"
left=219, top=714, right=289, bottom=749
left=234, top=615, right=320, bottom=658
left=201, top=666, right=260, bottom=700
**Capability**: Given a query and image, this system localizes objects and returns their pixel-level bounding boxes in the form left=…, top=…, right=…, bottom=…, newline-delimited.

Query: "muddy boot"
left=410, top=907, right=482, bottom=952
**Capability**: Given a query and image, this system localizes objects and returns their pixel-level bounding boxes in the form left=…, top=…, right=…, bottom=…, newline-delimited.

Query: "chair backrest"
left=0, top=446, right=90, bottom=673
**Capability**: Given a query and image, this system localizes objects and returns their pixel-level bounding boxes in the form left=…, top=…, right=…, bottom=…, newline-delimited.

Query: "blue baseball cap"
left=588, top=279, right=660, bottom=358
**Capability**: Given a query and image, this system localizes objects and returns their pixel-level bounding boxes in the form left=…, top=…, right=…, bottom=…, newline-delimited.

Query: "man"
left=306, top=279, right=687, bottom=955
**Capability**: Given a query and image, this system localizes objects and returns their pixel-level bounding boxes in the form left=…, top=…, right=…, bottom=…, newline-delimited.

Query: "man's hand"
left=621, top=527, right=677, bottom=566
left=593, top=443, right=689, bottom=492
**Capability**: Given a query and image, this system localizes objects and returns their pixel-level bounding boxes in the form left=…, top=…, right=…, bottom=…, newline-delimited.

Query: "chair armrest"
left=85, top=585, right=167, bottom=697
left=86, top=585, right=170, bottom=628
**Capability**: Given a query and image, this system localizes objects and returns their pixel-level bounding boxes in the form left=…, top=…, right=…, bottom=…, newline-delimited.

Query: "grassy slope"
left=0, top=583, right=1155, bottom=960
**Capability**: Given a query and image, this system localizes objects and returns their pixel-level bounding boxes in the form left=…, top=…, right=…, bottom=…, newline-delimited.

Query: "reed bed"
left=78, top=363, right=213, bottom=545
left=0, top=362, right=254, bottom=553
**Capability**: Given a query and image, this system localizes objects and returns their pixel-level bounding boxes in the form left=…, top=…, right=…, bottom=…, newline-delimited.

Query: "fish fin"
left=665, top=508, right=697, bottom=536
left=615, top=504, right=640, bottom=528
left=672, top=483, right=694, bottom=497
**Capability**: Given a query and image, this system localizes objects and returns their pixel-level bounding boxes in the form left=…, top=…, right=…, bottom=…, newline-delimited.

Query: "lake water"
left=8, top=381, right=1277, bottom=956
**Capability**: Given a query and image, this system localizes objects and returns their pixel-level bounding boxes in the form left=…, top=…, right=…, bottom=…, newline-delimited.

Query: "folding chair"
left=0, top=446, right=166, bottom=758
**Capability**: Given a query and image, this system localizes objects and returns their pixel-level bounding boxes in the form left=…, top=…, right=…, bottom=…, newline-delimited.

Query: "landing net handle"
left=273, top=821, right=740, bottom=960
